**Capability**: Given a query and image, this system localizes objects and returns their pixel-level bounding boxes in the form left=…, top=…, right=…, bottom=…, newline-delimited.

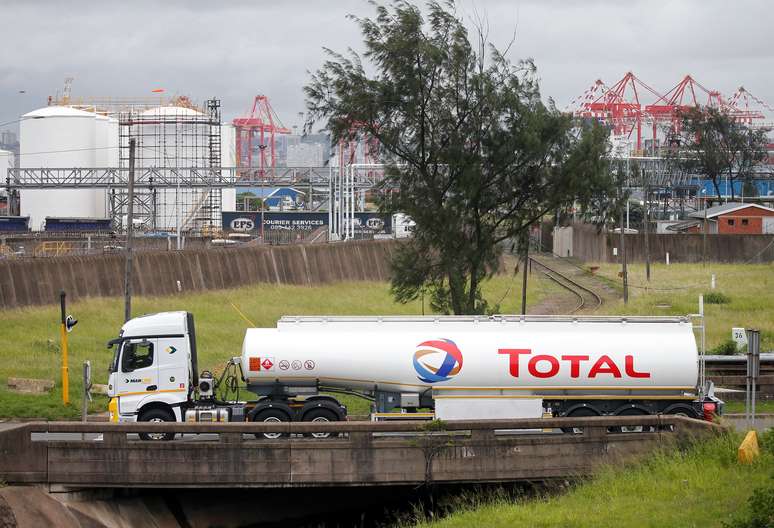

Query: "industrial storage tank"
left=19, top=106, right=106, bottom=230
left=220, top=122, right=237, bottom=214
left=130, top=105, right=219, bottom=232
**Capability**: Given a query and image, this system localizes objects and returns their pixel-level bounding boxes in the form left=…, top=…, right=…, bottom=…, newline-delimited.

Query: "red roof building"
left=677, top=203, right=774, bottom=234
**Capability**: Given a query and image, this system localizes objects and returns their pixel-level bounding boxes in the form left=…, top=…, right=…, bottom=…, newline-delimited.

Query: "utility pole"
left=619, top=179, right=628, bottom=304
left=260, top=197, right=265, bottom=243
left=521, top=229, right=529, bottom=316
left=644, top=184, right=651, bottom=282
left=702, top=199, right=708, bottom=267
left=124, top=138, right=136, bottom=323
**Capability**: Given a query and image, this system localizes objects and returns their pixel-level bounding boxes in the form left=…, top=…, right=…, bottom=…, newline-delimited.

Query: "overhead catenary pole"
left=619, top=179, right=628, bottom=304
left=702, top=200, right=708, bottom=267
left=644, top=183, right=651, bottom=282
left=124, top=138, right=136, bottom=323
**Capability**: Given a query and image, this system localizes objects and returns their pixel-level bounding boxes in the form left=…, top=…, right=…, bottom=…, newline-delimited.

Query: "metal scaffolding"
left=113, top=99, right=222, bottom=233
left=7, top=165, right=385, bottom=234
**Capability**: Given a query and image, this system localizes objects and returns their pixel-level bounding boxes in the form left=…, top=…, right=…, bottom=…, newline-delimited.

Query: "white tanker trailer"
left=106, top=312, right=722, bottom=439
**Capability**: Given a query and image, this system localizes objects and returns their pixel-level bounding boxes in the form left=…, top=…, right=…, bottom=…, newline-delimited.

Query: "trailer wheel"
left=138, top=408, right=176, bottom=441
left=303, top=408, right=338, bottom=439
left=252, top=409, right=290, bottom=439
left=611, top=407, right=654, bottom=433
left=561, top=407, right=599, bottom=434
left=660, top=405, right=700, bottom=431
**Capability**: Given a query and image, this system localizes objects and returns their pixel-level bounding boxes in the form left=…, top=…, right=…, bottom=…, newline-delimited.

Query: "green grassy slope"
left=412, top=433, right=772, bottom=528
left=591, top=262, right=774, bottom=352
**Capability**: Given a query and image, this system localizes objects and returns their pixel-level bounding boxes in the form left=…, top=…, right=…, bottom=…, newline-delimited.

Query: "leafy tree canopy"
left=671, top=107, right=769, bottom=202
left=305, top=0, right=614, bottom=314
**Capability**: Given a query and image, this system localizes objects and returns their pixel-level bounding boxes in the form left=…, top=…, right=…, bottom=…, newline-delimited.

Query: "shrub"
left=705, top=292, right=731, bottom=304
left=723, top=485, right=774, bottom=528
left=759, top=429, right=774, bottom=455
left=710, top=338, right=742, bottom=355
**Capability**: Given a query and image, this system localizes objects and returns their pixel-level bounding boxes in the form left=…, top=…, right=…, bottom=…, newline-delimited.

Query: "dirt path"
left=528, top=254, right=620, bottom=315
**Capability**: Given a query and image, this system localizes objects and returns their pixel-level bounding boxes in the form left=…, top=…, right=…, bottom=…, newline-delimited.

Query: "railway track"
left=528, top=256, right=603, bottom=313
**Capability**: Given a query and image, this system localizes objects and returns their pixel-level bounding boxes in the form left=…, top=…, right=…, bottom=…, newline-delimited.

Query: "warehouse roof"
left=688, top=202, right=774, bottom=219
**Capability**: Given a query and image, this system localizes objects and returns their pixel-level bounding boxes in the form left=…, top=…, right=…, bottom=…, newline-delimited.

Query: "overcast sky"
left=1, top=0, right=772, bottom=134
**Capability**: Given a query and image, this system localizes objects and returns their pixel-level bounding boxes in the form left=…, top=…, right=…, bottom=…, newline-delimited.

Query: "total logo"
left=413, top=339, right=463, bottom=383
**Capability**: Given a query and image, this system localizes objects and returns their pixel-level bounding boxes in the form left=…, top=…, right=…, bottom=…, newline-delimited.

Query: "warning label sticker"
left=249, top=357, right=261, bottom=371
left=261, top=358, right=275, bottom=371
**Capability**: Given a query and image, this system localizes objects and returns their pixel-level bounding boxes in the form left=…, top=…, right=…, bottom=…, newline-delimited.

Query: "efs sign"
left=230, top=218, right=255, bottom=232
left=497, top=348, right=650, bottom=379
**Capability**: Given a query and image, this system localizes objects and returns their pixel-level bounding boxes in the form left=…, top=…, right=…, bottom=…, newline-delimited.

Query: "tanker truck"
left=106, top=312, right=722, bottom=439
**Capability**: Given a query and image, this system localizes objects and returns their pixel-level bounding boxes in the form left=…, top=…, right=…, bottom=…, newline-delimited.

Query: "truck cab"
left=107, top=311, right=197, bottom=425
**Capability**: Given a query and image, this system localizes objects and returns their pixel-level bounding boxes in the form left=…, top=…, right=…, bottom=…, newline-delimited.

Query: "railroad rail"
left=0, top=416, right=720, bottom=489
left=529, top=256, right=603, bottom=313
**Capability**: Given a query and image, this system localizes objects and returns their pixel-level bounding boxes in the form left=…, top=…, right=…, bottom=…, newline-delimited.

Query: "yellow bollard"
left=60, top=291, right=69, bottom=406
left=738, top=430, right=760, bottom=465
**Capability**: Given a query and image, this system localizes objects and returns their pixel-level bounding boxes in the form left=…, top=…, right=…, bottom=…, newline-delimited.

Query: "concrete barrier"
left=0, top=240, right=399, bottom=309
left=0, top=417, right=722, bottom=488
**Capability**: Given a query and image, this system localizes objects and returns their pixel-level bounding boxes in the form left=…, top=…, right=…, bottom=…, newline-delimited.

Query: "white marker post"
left=732, top=328, right=750, bottom=426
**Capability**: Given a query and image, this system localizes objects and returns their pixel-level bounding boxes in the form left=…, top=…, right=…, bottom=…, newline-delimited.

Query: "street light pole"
left=124, top=138, right=136, bottom=322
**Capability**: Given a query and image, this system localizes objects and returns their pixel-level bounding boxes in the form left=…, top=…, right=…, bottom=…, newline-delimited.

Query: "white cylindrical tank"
left=92, top=114, right=111, bottom=218
left=19, top=106, right=101, bottom=230
left=220, top=123, right=237, bottom=215
left=241, top=316, right=699, bottom=395
left=136, top=106, right=209, bottom=231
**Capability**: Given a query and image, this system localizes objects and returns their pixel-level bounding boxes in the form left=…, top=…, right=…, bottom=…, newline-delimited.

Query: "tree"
left=671, top=107, right=769, bottom=202
left=305, top=0, right=614, bottom=314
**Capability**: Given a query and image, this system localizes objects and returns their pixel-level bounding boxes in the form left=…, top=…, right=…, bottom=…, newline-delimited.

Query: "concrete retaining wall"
left=558, top=224, right=774, bottom=263
left=0, top=240, right=398, bottom=309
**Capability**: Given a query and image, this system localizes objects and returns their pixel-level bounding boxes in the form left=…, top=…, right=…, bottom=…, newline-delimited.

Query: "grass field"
left=723, top=399, right=774, bottom=414
left=0, top=268, right=555, bottom=419
left=590, top=262, right=774, bottom=352
left=410, top=432, right=773, bottom=528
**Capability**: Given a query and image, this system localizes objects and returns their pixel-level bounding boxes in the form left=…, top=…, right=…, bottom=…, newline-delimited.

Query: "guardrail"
left=0, top=416, right=723, bottom=488
left=5, top=414, right=718, bottom=435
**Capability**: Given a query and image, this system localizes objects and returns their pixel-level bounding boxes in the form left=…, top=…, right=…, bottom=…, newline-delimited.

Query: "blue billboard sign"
left=222, top=211, right=392, bottom=236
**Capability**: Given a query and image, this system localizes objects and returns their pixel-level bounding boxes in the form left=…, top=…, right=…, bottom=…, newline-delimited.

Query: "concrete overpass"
left=0, top=416, right=721, bottom=489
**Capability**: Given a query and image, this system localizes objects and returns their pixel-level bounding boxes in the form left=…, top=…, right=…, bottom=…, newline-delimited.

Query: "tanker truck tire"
left=303, top=408, right=339, bottom=439
left=252, top=409, right=290, bottom=440
left=660, top=404, right=700, bottom=431
left=138, top=408, right=176, bottom=441
left=610, top=407, right=654, bottom=434
left=561, top=407, right=600, bottom=434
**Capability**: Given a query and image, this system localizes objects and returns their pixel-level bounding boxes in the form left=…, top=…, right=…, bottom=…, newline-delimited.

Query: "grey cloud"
left=1, top=0, right=772, bottom=132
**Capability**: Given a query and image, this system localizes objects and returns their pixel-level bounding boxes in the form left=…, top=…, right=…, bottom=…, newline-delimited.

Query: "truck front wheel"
left=138, top=408, right=176, bottom=441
